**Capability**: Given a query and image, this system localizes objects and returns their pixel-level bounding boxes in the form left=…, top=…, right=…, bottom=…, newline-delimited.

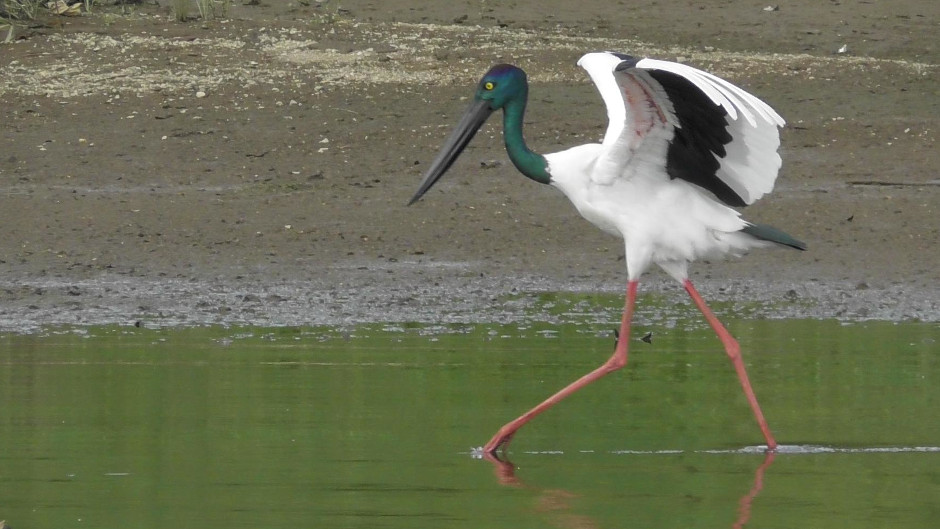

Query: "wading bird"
left=408, top=52, right=805, bottom=454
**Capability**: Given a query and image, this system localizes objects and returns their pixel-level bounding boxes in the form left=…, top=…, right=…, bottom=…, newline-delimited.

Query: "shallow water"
left=2, top=312, right=938, bottom=528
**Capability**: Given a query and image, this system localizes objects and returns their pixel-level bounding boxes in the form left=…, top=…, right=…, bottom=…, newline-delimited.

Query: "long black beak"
left=408, top=98, right=494, bottom=205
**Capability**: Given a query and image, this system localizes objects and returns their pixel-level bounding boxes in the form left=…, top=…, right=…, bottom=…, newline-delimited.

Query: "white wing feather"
left=577, top=52, right=628, bottom=147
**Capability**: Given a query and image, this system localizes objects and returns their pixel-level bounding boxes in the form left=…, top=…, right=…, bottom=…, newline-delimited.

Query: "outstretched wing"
left=577, top=51, right=785, bottom=207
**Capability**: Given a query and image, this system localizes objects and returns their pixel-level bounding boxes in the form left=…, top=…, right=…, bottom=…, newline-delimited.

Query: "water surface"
left=2, top=314, right=938, bottom=528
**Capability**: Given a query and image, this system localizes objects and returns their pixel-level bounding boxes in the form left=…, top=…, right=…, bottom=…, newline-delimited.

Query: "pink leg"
left=683, top=279, right=777, bottom=450
left=483, top=280, right=639, bottom=454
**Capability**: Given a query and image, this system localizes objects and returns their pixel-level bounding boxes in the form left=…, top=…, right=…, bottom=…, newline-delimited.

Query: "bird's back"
left=542, top=52, right=803, bottom=279
left=577, top=52, right=786, bottom=209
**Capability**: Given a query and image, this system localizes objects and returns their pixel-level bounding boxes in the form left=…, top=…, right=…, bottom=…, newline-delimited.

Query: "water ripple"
left=470, top=445, right=940, bottom=458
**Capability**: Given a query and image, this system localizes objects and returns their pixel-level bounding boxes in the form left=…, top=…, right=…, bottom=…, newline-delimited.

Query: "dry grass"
left=172, top=0, right=228, bottom=22
left=170, top=0, right=189, bottom=21
left=1, top=0, right=44, bottom=41
left=1, top=0, right=44, bottom=20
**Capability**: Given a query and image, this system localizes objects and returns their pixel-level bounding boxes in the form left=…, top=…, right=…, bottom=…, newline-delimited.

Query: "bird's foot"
left=482, top=428, right=515, bottom=455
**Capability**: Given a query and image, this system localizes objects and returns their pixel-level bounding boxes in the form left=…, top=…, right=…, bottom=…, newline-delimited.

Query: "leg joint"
left=604, top=353, right=627, bottom=372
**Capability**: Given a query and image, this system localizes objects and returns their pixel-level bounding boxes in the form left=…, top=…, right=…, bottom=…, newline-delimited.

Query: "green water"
left=1, top=315, right=939, bottom=528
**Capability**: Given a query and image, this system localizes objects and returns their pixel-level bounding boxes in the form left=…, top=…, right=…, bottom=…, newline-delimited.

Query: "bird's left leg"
left=482, top=280, right=639, bottom=454
left=682, top=279, right=777, bottom=450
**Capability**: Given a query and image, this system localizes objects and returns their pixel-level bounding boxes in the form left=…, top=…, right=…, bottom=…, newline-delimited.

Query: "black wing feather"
left=646, top=69, right=747, bottom=207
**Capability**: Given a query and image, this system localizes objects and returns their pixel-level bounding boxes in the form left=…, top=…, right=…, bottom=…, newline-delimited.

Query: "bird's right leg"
left=482, top=280, right=638, bottom=454
left=683, top=279, right=777, bottom=450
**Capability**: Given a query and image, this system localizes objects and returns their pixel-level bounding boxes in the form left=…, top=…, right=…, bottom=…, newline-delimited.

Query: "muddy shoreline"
left=1, top=1, right=937, bottom=333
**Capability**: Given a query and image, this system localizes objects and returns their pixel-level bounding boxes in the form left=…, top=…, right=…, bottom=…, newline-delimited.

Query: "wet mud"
left=1, top=1, right=937, bottom=332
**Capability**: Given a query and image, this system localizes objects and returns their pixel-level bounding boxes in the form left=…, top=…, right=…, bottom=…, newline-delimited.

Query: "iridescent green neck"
left=502, top=96, right=550, bottom=184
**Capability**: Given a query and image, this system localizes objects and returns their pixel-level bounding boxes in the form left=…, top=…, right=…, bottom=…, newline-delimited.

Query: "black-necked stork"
left=409, top=51, right=805, bottom=455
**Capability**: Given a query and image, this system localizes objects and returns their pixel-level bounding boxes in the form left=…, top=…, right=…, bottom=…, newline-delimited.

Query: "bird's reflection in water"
left=483, top=450, right=776, bottom=529
left=732, top=451, right=775, bottom=528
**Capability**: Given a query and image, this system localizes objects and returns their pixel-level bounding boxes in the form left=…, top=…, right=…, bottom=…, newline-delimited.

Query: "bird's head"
left=475, top=64, right=528, bottom=110
left=407, top=64, right=528, bottom=205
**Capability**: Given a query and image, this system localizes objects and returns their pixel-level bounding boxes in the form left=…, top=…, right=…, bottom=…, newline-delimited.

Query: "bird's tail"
left=741, top=223, right=807, bottom=250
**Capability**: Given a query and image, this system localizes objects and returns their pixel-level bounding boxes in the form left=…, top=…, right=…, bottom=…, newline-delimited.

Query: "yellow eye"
left=484, top=82, right=494, bottom=90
